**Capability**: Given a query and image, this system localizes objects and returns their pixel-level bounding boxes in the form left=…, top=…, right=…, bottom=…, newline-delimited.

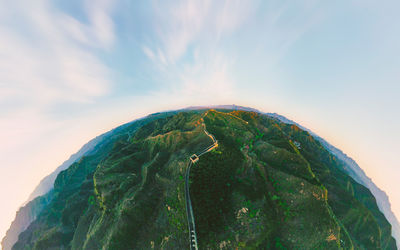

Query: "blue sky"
left=0, top=0, right=399, bottom=242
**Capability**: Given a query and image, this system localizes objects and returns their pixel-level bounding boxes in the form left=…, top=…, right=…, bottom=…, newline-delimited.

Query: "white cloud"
left=140, top=0, right=323, bottom=110
left=215, top=0, right=257, bottom=39
left=84, top=0, right=116, bottom=49
left=142, top=46, right=156, bottom=61
left=141, top=0, right=259, bottom=105
left=150, top=0, right=256, bottom=64
left=0, top=0, right=115, bottom=107
left=0, top=0, right=116, bottom=240
left=178, top=52, right=235, bottom=101
left=156, top=0, right=211, bottom=63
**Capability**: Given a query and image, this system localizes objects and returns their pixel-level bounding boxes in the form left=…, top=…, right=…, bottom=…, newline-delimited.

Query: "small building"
left=190, top=154, right=199, bottom=163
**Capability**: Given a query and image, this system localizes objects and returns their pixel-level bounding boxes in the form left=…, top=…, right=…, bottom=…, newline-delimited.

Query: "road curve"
left=185, top=123, right=218, bottom=250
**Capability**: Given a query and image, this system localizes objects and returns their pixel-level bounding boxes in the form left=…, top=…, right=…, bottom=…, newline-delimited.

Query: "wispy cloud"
left=140, top=0, right=260, bottom=104
left=151, top=0, right=211, bottom=63
left=140, top=0, right=324, bottom=106
left=215, top=0, right=257, bottom=39
left=0, top=0, right=116, bottom=239
left=2, top=0, right=400, bottom=245
left=174, top=51, right=236, bottom=104
left=0, top=0, right=115, bottom=110
left=148, top=0, right=256, bottom=64
left=0, top=0, right=117, bottom=171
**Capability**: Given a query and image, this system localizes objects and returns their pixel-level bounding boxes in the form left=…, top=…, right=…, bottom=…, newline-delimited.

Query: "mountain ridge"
left=1, top=112, right=178, bottom=250
left=2, top=106, right=398, bottom=249
left=265, top=111, right=400, bottom=247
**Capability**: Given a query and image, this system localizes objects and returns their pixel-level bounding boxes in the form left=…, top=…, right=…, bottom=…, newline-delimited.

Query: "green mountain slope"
left=11, top=109, right=397, bottom=249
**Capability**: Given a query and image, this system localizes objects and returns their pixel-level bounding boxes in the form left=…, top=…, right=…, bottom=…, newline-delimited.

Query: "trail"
left=184, top=121, right=218, bottom=250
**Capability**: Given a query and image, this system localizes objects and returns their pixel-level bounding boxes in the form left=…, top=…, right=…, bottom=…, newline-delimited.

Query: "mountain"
left=3, top=108, right=398, bottom=249
left=2, top=136, right=104, bottom=250
left=25, top=134, right=107, bottom=203
left=2, top=126, right=114, bottom=250
left=1, top=195, right=51, bottom=250
left=266, top=112, right=400, bottom=247
left=1, top=112, right=176, bottom=250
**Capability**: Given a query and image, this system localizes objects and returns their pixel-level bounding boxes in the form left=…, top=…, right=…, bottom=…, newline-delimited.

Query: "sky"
left=0, top=0, right=399, bottom=243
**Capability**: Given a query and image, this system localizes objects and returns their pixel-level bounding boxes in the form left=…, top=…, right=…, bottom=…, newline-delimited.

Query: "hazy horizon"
left=1, top=0, right=399, bottom=244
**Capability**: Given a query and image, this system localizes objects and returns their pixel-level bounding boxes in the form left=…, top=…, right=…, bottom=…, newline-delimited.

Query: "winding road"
left=185, top=122, right=218, bottom=250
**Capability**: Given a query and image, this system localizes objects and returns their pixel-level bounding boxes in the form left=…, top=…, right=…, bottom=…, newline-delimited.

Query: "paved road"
left=185, top=123, right=218, bottom=250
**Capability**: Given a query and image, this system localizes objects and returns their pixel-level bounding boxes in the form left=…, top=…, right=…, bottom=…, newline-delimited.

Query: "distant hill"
left=1, top=112, right=175, bottom=250
left=266, top=112, right=400, bottom=247
left=27, top=134, right=107, bottom=203
left=2, top=133, right=106, bottom=250
left=3, top=107, right=397, bottom=249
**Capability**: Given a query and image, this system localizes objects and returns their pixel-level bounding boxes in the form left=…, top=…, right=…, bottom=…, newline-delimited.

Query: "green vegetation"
left=190, top=141, right=243, bottom=245
left=11, top=109, right=397, bottom=249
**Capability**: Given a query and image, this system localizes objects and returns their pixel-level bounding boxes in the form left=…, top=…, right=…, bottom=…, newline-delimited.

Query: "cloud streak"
left=140, top=0, right=323, bottom=107
left=4, top=0, right=399, bottom=246
left=0, top=0, right=115, bottom=110
left=148, top=0, right=256, bottom=65
left=140, top=0, right=261, bottom=105
left=0, top=0, right=116, bottom=241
